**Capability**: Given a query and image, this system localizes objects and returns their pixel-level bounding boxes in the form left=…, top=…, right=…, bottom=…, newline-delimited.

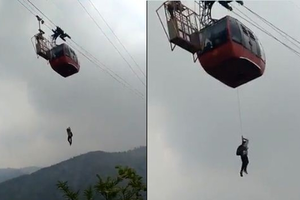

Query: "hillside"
left=0, top=167, right=40, bottom=183
left=0, top=146, right=146, bottom=200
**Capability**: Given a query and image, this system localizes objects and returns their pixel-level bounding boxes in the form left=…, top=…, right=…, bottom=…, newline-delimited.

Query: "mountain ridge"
left=0, top=166, right=41, bottom=183
left=0, top=146, right=146, bottom=200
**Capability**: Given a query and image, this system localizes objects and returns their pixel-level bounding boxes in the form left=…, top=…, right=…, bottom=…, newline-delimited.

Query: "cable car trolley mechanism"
left=32, top=15, right=80, bottom=78
left=156, top=1, right=266, bottom=88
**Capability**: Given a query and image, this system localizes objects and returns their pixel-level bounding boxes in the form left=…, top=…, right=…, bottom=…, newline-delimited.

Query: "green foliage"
left=57, top=181, right=80, bottom=200
left=84, top=186, right=94, bottom=200
left=57, top=166, right=146, bottom=200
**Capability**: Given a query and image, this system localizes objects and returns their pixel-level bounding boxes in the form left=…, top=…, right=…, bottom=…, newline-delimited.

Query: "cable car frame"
left=156, top=1, right=217, bottom=63
left=156, top=1, right=266, bottom=88
left=31, top=15, right=80, bottom=78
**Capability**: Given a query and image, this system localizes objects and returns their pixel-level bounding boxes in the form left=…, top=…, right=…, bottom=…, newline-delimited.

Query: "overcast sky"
left=0, top=0, right=145, bottom=168
left=149, top=1, right=300, bottom=200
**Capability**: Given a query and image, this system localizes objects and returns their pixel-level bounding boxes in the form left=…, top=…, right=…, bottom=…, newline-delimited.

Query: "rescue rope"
left=236, top=89, right=243, bottom=136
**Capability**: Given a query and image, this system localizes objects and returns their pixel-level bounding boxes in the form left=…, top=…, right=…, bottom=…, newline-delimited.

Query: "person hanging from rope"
left=66, top=127, right=73, bottom=146
left=166, top=1, right=184, bottom=19
left=236, top=136, right=249, bottom=177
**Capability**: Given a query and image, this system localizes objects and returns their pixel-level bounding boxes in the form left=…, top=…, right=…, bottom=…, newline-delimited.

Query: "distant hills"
left=0, top=146, right=146, bottom=200
left=0, top=166, right=40, bottom=183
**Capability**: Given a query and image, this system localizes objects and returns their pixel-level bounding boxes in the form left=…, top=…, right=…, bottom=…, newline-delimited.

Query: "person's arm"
left=243, top=138, right=249, bottom=147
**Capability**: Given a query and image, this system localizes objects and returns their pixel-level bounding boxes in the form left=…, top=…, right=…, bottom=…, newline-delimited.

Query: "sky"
left=148, top=1, right=300, bottom=200
left=0, top=0, right=146, bottom=168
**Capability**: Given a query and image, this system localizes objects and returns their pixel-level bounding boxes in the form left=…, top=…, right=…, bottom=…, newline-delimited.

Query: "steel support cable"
left=231, top=10, right=300, bottom=57
left=76, top=0, right=146, bottom=87
left=233, top=5, right=300, bottom=51
left=68, top=39, right=145, bottom=98
left=239, top=5, right=300, bottom=50
left=88, top=0, right=146, bottom=78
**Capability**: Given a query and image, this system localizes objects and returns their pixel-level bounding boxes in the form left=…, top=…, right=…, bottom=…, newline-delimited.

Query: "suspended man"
left=66, top=127, right=73, bottom=146
left=236, top=136, right=249, bottom=177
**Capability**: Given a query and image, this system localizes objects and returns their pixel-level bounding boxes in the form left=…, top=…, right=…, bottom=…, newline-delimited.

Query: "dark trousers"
left=240, top=155, right=249, bottom=172
left=68, top=136, right=72, bottom=145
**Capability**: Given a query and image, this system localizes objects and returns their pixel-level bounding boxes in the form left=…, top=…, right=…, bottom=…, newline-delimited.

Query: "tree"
left=57, top=165, right=146, bottom=200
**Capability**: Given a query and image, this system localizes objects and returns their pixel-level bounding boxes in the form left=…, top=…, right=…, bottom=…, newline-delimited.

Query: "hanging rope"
left=236, top=89, right=243, bottom=137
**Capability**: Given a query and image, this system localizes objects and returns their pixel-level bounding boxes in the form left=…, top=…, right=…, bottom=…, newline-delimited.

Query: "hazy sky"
left=149, top=1, right=300, bottom=200
left=0, top=0, right=145, bottom=168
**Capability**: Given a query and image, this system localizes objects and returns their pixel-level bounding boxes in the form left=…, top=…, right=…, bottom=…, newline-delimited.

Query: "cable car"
left=197, top=15, right=266, bottom=88
left=49, top=43, right=80, bottom=78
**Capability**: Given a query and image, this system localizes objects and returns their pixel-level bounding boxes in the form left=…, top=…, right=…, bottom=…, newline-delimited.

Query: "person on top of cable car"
left=166, top=1, right=184, bottom=19
left=204, top=1, right=244, bottom=11
left=236, top=136, right=249, bottom=177
left=51, top=26, right=70, bottom=42
left=66, top=127, right=73, bottom=146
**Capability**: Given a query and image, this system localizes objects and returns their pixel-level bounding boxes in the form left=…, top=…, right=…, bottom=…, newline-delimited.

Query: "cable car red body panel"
left=197, top=16, right=266, bottom=88
left=50, top=56, right=80, bottom=78
left=199, top=42, right=265, bottom=88
left=49, top=43, right=80, bottom=78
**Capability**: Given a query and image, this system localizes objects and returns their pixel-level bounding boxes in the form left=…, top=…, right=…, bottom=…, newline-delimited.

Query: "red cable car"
left=197, top=15, right=266, bottom=88
left=49, top=43, right=80, bottom=78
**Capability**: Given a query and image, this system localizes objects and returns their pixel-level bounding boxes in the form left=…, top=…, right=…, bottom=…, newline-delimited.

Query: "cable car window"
left=255, top=40, right=261, bottom=58
left=50, top=45, right=64, bottom=60
left=199, top=18, right=228, bottom=55
left=257, top=39, right=266, bottom=61
left=239, top=24, right=251, bottom=52
left=251, top=33, right=263, bottom=59
left=210, top=19, right=228, bottom=46
left=199, top=30, right=212, bottom=54
left=69, top=48, right=78, bottom=63
left=64, top=45, right=71, bottom=58
left=241, top=25, right=248, bottom=36
left=250, top=37, right=258, bottom=56
left=72, top=53, right=77, bottom=64
left=250, top=33, right=262, bottom=58
left=248, top=30, right=255, bottom=41
left=229, top=18, right=242, bottom=44
left=245, top=27, right=259, bottom=56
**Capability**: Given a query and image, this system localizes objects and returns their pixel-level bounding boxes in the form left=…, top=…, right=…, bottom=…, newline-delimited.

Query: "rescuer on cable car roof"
left=51, top=26, right=71, bottom=42
left=204, top=0, right=244, bottom=11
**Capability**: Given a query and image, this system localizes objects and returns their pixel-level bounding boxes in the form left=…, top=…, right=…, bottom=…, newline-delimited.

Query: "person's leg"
left=240, top=156, right=245, bottom=177
left=68, top=136, right=72, bottom=145
left=244, top=156, right=249, bottom=174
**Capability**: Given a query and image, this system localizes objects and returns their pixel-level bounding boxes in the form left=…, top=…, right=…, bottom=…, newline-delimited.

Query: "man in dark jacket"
left=236, top=136, right=249, bottom=177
